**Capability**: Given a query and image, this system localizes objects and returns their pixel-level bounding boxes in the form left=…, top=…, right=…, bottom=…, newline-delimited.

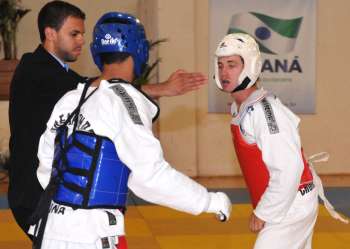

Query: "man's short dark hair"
left=100, top=52, right=131, bottom=67
left=38, top=1, right=85, bottom=42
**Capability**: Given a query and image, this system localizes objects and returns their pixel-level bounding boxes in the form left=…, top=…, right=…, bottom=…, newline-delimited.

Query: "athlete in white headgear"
left=214, top=33, right=347, bottom=249
left=29, top=12, right=232, bottom=249
left=214, top=33, right=262, bottom=92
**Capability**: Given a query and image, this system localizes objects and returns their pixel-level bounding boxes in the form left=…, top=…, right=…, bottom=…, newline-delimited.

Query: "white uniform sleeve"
left=37, top=128, right=56, bottom=189
left=112, top=87, right=210, bottom=215
left=249, top=99, right=304, bottom=224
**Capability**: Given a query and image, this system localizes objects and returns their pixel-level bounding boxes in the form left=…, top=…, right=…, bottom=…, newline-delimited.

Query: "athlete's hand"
left=162, top=69, right=207, bottom=96
left=142, top=69, right=207, bottom=98
left=249, top=212, right=265, bottom=232
left=206, top=192, right=232, bottom=222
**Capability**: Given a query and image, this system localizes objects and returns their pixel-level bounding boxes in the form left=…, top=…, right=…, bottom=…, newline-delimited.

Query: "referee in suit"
left=8, top=1, right=85, bottom=239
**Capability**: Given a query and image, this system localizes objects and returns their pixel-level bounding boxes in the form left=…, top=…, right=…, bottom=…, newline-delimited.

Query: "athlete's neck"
left=231, top=86, right=257, bottom=109
left=92, top=57, right=134, bottom=87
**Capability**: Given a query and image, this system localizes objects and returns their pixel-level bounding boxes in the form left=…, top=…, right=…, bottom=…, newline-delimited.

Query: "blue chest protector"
left=52, top=127, right=130, bottom=209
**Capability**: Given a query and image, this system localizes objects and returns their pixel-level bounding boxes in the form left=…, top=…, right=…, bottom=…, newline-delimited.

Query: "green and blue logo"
left=228, top=12, right=303, bottom=55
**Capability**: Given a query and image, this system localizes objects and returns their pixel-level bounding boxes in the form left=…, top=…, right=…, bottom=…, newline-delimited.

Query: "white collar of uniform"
left=99, top=79, right=114, bottom=89
left=77, top=83, right=85, bottom=90
left=76, top=80, right=117, bottom=90
left=100, top=79, right=131, bottom=88
left=76, top=82, right=98, bottom=95
left=231, top=88, right=268, bottom=125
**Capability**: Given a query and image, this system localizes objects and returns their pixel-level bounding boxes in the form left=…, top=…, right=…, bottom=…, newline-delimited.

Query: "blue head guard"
left=90, top=12, right=149, bottom=77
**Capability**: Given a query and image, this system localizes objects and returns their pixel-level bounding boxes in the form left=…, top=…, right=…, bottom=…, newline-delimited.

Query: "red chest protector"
left=231, top=124, right=313, bottom=208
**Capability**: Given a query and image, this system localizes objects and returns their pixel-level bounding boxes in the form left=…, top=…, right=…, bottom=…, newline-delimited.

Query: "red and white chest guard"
left=231, top=124, right=313, bottom=208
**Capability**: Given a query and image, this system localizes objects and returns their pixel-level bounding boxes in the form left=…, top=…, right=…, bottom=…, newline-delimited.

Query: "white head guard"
left=214, top=33, right=262, bottom=92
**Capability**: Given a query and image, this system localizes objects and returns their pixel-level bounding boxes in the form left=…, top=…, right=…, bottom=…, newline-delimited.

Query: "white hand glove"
left=206, top=192, right=232, bottom=222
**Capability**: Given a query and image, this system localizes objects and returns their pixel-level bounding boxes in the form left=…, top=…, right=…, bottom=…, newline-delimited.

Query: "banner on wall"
left=208, top=0, right=316, bottom=114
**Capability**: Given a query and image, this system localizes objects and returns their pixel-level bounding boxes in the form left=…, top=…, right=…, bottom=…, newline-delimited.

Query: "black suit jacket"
left=8, top=45, right=85, bottom=209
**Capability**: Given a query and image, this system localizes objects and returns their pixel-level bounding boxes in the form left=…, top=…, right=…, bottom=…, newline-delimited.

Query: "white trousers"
left=41, top=236, right=118, bottom=249
left=41, top=239, right=97, bottom=249
left=254, top=187, right=319, bottom=249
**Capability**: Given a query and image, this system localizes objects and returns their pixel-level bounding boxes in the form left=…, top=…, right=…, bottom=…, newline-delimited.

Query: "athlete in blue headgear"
left=29, top=12, right=232, bottom=249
